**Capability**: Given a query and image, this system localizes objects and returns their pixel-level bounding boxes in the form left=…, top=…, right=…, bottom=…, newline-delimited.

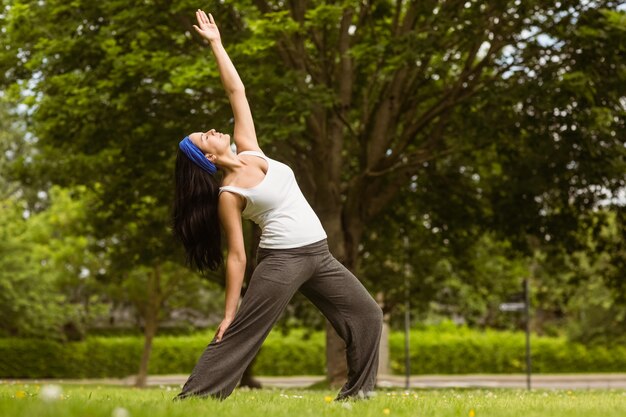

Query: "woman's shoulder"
left=237, top=149, right=267, bottom=159
left=220, top=151, right=269, bottom=190
left=236, top=150, right=270, bottom=171
left=236, top=149, right=269, bottom=167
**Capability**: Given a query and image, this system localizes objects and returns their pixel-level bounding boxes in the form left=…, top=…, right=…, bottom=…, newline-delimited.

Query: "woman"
left=172, top=9, right=383, bottom=402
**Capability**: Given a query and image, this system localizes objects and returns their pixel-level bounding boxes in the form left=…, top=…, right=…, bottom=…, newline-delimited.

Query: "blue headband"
left=179, top=136, right=217, bottom=175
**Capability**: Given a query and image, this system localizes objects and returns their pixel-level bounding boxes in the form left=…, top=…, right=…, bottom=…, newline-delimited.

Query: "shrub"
left=1, top=326, right=624, bottom=378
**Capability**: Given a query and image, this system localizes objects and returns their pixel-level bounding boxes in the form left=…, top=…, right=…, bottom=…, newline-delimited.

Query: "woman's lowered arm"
left=213, top=191, right=247, bottom=342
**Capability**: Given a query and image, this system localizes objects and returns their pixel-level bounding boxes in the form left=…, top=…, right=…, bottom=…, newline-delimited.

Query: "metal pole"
left=524, top=278, right=532, bottom=390
left=404, top=282, right=410, bottom=389
left=403, top=235, right=410, bottom=390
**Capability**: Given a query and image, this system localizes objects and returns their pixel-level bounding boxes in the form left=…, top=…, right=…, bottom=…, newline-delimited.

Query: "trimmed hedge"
left=0, top=329, right=325, bottom=378
left=1, top=327, right=624, bottom=378
left=388, top=326, right=626, bottom=374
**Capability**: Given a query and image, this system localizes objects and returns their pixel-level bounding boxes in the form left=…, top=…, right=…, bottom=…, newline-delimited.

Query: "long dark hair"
left=172, top=148, right=223, bottom=272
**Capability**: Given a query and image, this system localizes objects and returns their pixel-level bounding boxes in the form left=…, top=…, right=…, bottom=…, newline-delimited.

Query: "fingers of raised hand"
left=197, top=9, right=210, bottom=25
left=200, top=10, right=213, bottom=25
left=194, top=10, right=205, bottom=29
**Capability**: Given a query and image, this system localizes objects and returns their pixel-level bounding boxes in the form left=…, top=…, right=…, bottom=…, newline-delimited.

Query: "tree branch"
left=392, top=0, right=403, bottom=36
left=379, top=38, right=504, bottom=171
left=363, top=139, right=490, bottom=222
left=398, top=0, right=421, bottom=36
left=337, top=7, right=354, bottom=110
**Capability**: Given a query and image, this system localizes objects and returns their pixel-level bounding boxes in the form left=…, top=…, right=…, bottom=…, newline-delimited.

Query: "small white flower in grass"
left=112, top=406, right=130, bottom=417
left=40, top=384, right=63, bottom=402
left=341, top=402, right=353, bottom=410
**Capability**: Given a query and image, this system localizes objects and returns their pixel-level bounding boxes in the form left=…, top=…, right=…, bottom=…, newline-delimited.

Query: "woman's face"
left=189, top=129, right=231, bottom=156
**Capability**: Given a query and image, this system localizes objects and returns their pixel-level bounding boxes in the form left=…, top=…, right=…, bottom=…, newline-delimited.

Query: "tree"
left=0, top=97, right=18, bottom=198
left=359, top=182, right=530, bottom=330
left=2, top=0, right=624, bottom=386
left=535, top=209, right=626, bottom=344
left=217, top=1, right=626, bottom=383
left=0, top=185, right=108, bottom=340
left=104, top=261, right=224, bottom=386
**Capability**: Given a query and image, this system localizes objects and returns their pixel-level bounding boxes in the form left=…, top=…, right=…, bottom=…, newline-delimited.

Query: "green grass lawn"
left=1, top=383, right=625, bottom=417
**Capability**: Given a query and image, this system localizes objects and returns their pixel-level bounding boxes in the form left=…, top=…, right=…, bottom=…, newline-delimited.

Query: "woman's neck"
left=215, top=151, right=245, bottom=176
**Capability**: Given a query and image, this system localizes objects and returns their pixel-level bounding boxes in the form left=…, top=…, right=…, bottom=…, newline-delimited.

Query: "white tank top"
left=218, top=151, right=327, bottom=249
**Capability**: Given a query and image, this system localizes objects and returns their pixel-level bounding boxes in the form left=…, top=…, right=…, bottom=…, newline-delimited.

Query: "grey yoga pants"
left=173, top=238, right=383, bottom=402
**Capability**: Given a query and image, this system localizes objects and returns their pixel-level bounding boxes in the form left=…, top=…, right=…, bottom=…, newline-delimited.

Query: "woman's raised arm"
left=193, top=9, right=261, bottom=153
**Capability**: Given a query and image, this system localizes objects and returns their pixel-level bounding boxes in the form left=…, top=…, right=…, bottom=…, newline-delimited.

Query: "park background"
left=0, top=0, right=625, bottom=391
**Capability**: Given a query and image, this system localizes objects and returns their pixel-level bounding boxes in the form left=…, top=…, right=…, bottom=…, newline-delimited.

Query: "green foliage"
left=1, top=0, right=625, bottom=352
left=361, top=198, right=530, bottom=330
left=2, top=326, right=625, bottom=378
left=508, top=209, right=626, bottom=343
left=3, top=1, right=623, bottom=271
left=102, top=260, right=226, bottom=331
left=0, top=328, right=326, bottom=378
left=389, top=325, right=626, bottom=374
left=0, top=96, right=27, bottom=200
left=473, top=6, right=626, bottom=252
left=0, top=186, right=108, bottom=341
left=0, top=0, right=218, bottom=272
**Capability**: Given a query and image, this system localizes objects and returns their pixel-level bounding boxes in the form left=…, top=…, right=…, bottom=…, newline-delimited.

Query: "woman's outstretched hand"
left=193, top=9, right=221, bottom=43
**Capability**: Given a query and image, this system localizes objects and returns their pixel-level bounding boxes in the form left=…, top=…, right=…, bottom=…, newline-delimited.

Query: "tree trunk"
left=325, top=321, right=347, bottom=388
left=135, top=265, right=162, bottom=388
left=135, top=313, right=158, bottom=387
left=239, top=353, right=263, bottom=388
